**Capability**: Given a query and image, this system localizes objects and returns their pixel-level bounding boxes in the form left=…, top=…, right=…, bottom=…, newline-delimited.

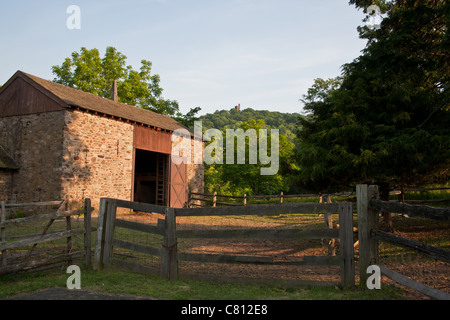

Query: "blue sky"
left=0, top=0, right=369, bottom=116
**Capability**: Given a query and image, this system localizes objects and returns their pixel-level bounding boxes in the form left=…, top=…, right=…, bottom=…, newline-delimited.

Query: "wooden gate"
left=0, top=199, right=93, bottom=275
left=94, top=199, right=355, bottom=288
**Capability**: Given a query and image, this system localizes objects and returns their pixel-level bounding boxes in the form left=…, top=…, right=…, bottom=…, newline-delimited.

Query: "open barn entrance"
left=134, top=149, right=169, bottom=206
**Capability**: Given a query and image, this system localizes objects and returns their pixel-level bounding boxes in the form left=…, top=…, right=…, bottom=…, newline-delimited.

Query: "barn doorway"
left=133, top=149, right=169, bottom=206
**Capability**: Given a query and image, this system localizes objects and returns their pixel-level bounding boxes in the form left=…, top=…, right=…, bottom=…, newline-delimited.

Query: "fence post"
left=357, top=184, right=380, bottom=287
left=280, top=192, right=284, bottom=204
left=339, top=202, right=355, bottom=287
left=94, top=198, right=108, bottom=270
left=213, top=192, right=217, bottom=207
left=243, top=194, right=247, bottom=206
left=1, top=201, right=6, bottom=268
left=64, top=200, right=73, bottom=266
left=161, top=207, right=178, bottom=280
left=102, top=199, right=117, bottom=267
left=84, top=198, right=92, bottom=269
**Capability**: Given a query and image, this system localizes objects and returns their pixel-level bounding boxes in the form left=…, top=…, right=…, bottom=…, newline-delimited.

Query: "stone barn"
left=0, top=71, right=204, bottom=209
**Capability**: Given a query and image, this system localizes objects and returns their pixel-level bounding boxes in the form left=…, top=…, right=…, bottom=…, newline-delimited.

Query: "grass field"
left=0, top=266, right=404, bottom=300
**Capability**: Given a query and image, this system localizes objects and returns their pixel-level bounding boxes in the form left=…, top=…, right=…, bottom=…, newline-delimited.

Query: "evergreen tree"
left=296, top=0, right=449, bottom=196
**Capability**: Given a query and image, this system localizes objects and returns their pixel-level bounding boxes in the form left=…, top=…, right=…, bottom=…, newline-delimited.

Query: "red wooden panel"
left=0, top=77, right=65, bottom=117
left=133, top=125, right=172, bottom=154
left=169, top=156, right=187, bottom=208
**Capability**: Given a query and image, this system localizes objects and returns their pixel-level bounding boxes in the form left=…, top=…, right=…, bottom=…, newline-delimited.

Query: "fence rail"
left=190, top=187, right=450, bottom=208
left=188, top=191, right=353, bottom=207
left=369, top=199, right=450, bottom=220
left=95, top=198, right=355, bottom=288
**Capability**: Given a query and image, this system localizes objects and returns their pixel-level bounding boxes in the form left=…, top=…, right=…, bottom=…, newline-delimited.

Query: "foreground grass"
left=0, top=267, right=403, bottom=300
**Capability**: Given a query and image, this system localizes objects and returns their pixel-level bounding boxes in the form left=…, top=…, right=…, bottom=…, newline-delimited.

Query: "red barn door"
left=169, top=156, right=188, bottom=208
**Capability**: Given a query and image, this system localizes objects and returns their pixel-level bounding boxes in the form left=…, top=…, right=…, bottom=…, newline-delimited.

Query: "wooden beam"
left=84, top=199, right=92, bottom=268
left=0, top=209, right=81, bottom=228
left=113, top=239, right=161, bottom=257
left=0, top=229, right=85, bottom=251
left=102, top=199, right=117, bottom=267
left=114, top=199, right=167, bottom=214
left=94, top=198, right=108, bottom=270
left=175, top=202, right=341, bottom=217
left=177, top=252, right=273, bottom=264
left=4, top=201, right=65, bottom=208
left=339, top=202, right=355, bottom=287
left=160, top=207, right=177, bottom=280
left=380, top=266, right=450, bottom=300
left=115, top=219, right=164, bottom=236
left=372, top=229, right=450, bottom=263
left=0, top=251, right=85, bottom=276
left=370, top=199, right=450, bottom=221
left=176, top=228, right=339, bottom=240
left=357, top=185, right=380, bottom=287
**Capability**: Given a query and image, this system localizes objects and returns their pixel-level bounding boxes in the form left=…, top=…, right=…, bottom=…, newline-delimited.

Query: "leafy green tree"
left=205, top=119, right=296, bottom=196
left=52, top=46, right=200, bottom=121
left=296, top=0, right=449, bottom=201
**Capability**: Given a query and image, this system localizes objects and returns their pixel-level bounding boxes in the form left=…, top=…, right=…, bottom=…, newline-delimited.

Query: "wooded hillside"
left=199, top=107, right=302, bottom=143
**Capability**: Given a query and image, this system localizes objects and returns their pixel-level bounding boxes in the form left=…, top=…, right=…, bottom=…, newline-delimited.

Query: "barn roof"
left=1, top=71, right=190, bottom=134
left=0, top=145, right=19, bottom=170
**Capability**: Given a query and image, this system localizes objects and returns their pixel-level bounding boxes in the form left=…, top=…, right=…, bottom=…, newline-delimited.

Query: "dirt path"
left=6, top=288, right=154, bottom=300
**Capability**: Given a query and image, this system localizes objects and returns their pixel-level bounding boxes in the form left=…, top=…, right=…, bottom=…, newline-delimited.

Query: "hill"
left=198, top=107, right=301, bottom=142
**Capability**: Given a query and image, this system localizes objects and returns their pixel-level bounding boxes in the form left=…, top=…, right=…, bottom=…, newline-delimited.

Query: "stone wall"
left=0, top=112, right=65, bottom=203
left=62, top=110, right=134, bottom=210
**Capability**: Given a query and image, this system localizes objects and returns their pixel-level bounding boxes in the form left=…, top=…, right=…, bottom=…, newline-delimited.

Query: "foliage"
left=199, top=107, right=302, bottom=144
left=295, top=0, right=450, bottom=193
left=51, top=46, right=200, bottom=124
left=204, top=119, right=297, bottom=196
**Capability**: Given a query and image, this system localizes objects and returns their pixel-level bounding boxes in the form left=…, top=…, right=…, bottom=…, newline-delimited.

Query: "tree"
left=52, top=46, right=200, bottom=121
left=296, top=0, right=450, bottom=228
left=205, top=119, right=296, bottom=196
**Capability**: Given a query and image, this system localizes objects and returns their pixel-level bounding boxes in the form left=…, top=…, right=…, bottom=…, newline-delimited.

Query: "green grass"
left=0, top=266, right=403, bottom=300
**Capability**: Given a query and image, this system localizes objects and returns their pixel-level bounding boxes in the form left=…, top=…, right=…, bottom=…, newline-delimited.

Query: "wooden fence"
left=357, top=185, right=450, bottom=300
left=0, top=199, right=93, bottom=275
left=190, top=188, right=450, bottom=208
left=188, top=191, right=355, bottom=207
left=94, top=198, right=356, bottom=288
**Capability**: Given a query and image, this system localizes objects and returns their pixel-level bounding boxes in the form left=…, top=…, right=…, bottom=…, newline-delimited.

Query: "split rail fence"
left=189, top=188, right=450, bottom=207
left=357, top=185, right=450, bottom=300
left=188, top=191, right=354, bottom=207
left=94, top=198, right=355, bottom=288
left=0, top=199, right=93, bottom=275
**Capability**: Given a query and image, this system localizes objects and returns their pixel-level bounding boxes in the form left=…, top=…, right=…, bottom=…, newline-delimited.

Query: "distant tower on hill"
left=235, top=104, right=241, bottom=112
